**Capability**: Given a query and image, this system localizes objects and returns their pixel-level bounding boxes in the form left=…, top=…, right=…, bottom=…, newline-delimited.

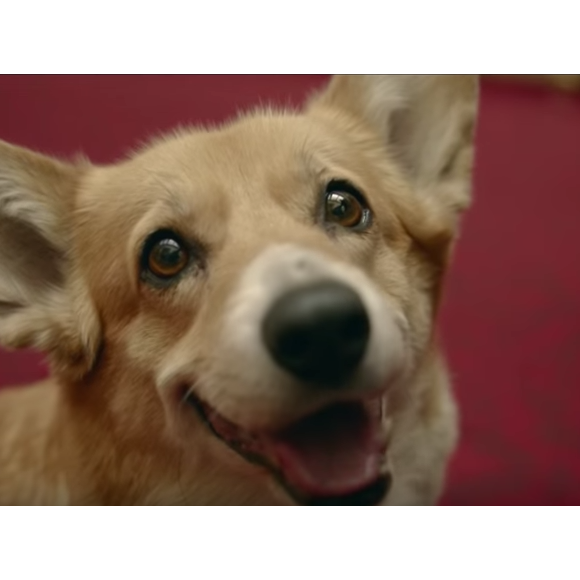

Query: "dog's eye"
left=325, top=192, right=363, bottom=227
left=143, top=233, right=189, bottom=280
left=323, top=181, right=371, bottom=230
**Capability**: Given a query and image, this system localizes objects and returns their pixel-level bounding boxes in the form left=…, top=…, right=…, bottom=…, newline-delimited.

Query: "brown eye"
left=146, top=236, right=188, bottom=279
left=325, top=191, right=365, bottom=228
left=323, top=180, right=371, bottom=231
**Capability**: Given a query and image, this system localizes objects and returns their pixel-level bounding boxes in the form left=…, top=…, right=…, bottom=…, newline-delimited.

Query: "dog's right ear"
left=0, top=140, right=100, bottom=378
left=309, top=75, right=479, bottom=216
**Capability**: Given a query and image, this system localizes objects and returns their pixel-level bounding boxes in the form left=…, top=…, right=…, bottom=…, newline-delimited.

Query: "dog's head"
left=0, top=75, right=478, bottom=505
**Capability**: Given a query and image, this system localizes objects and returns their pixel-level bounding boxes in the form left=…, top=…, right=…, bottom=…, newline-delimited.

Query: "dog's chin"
left=186, top=391, right=392, bottom=506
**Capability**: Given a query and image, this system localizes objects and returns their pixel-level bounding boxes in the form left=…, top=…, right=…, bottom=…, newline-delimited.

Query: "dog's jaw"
left=185, top=388, right=394, bottom=505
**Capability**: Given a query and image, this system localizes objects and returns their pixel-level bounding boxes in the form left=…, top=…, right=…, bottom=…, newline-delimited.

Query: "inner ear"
left=0, top=216, right=64, bottom=306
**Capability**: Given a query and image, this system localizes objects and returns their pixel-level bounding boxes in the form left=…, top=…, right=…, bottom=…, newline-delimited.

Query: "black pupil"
left=328, top=193, right=350, bottom=218
left=154, top=240, right=183, bottom=270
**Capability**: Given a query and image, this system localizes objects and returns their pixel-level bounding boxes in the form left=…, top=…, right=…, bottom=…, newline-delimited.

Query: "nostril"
left=340, top=312, right=370, bottom=357
left=342, top=309, right=370, bottom=341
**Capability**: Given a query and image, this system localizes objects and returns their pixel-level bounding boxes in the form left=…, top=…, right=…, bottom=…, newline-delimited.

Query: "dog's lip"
left=297, top=473, right=392, bottom=506
left=185, top=389, right=391, bottom=505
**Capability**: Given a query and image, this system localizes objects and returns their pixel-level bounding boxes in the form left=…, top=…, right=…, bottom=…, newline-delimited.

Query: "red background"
left=1, top=75, right=579, bottom=505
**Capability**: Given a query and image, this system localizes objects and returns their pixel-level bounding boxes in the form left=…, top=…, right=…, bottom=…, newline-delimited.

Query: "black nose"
left=262, top=281, right=371, bottom=386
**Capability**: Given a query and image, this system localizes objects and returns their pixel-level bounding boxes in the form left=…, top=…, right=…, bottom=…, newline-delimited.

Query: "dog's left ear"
left=309, top=75, right=479, bottom=214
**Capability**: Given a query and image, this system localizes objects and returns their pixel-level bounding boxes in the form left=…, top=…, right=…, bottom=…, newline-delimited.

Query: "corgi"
left=0, top=75, right=479, bottom=505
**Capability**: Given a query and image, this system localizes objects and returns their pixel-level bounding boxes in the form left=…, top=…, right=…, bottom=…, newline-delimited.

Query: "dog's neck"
left=0, top=381, right=73, bottom=504
left=0, top=373, right=178, bottom=505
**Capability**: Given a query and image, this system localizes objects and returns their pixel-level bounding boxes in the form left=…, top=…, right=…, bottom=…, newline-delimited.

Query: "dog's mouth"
left=186, top=393, right=391, bottom=505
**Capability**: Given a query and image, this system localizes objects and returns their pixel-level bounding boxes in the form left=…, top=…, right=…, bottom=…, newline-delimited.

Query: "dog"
left=0, top=75, right=479, bottom=505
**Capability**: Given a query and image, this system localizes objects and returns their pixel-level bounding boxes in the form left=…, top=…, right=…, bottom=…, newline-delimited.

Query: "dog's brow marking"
left=149, top=176, right=193, bottom=217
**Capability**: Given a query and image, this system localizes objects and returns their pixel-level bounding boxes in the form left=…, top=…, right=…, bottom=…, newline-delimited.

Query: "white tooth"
left=380, top=396, right=388, bottom=421
left=383, top=417, right=393, bottom=437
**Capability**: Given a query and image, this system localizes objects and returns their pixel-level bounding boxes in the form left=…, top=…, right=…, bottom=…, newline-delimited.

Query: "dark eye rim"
left=322, top=179, right=373, bottom=232
left=140, top=228, right=195, bottom=286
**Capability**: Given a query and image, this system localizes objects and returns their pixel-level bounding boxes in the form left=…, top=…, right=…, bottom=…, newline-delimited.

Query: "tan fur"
left=0, top=75, right=479, bottom=505
left=486, top=74, right=580, bottom=92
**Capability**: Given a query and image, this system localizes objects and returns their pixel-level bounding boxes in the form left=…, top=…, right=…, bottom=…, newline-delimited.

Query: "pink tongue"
left=268, top=403, right=385, bottom=497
